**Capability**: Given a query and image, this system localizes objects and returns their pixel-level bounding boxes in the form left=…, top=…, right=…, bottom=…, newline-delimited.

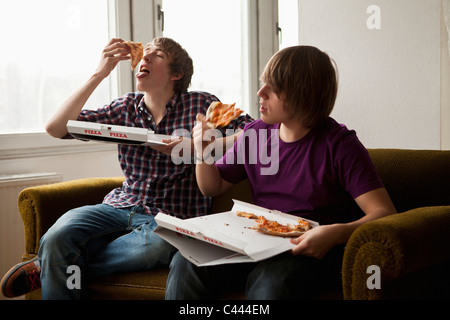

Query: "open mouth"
left=140, top=65, right=150, bottom=73
left=136, top=66, right=150, bottom=79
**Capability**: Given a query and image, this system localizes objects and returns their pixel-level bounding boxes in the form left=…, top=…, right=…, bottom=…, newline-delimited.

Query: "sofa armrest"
left=342, top=205, right=450, bottom=300
left=18, top=177, right=124, bottom=255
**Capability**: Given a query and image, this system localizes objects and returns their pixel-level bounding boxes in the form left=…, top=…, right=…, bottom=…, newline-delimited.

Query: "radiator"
left=0, top=173, right=62, bottom=300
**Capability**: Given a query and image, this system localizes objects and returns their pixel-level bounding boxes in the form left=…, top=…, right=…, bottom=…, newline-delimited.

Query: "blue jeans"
left=37, top=203, right=177, bottom=299
left=165, top=246, right=344, bottom=300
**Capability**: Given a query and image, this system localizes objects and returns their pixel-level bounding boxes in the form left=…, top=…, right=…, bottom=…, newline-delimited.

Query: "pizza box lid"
left=154, top=200, right=319, bottom=266
left=67, top=120, right=175, bottom=146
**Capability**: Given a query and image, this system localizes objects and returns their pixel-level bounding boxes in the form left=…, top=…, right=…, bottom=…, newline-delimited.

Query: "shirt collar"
left=135, top=92, right=180, bottom=114
left=166, top=93, right=180, bottom=112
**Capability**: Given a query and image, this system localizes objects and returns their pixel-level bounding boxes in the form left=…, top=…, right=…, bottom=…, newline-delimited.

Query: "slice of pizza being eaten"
left=124, top=41, right=144, bottom=71
left=206, top=102, right=243, bottom=128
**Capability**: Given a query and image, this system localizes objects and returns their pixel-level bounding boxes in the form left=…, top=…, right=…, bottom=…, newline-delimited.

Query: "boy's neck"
left=279, top=121, right=311, bottom=143
left=143, top=89, right=175, bottom=125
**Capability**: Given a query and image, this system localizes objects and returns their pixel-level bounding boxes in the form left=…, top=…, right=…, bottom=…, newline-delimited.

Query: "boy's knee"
left=169, top=252, right=191, bottom=273
left=39, top=212, right=83, bottom=259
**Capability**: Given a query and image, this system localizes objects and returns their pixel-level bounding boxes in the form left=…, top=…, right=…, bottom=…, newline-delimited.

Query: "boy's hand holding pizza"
left=193, top=102, right=244, bottom=161
left=95, top=38, right=131, bottom=79
left=192, top=114, right=211, bottom=161
left=94, top=39, right=143, bottom=79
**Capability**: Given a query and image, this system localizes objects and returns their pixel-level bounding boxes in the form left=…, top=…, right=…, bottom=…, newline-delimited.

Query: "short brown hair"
left=147, top=37, right=194, bottom=94
left=261, top=46, right=338, bottom=128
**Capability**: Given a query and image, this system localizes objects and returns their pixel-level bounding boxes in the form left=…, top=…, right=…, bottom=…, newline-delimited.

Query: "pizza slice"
left=124, top=41, right=144, bottom=71
left=205, top=101, right=243, bottom=128
left=251, top=216, right=312, bottom=237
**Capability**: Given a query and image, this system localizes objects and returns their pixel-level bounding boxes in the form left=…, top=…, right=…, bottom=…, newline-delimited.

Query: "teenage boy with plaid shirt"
left=1, top=37, right=252, bottom=299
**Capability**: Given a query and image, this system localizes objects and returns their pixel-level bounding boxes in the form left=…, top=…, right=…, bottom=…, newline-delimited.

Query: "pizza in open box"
left=236, top=211, right=312, bottom=237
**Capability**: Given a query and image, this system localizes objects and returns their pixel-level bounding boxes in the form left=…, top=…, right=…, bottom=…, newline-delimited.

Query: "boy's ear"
left=171, top=72, right=184, bottom=81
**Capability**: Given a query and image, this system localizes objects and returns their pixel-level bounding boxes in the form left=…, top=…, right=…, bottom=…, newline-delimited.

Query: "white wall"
left=442, top=1, right=450, bottom=149
left=297, top=0, right=443, bottom=150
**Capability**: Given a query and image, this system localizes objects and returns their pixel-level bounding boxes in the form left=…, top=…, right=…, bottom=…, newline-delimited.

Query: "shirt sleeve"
left=61, top=94, right=134, bottom=139
left=334, top=131, right=384, bottom=199
left=77, top=94, right=133, bottom=125
left=226, top=113, right=254, bottom=131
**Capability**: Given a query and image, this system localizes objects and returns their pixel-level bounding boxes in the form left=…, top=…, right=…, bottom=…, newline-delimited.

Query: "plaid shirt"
left=74, top=91, right=253, bottom=218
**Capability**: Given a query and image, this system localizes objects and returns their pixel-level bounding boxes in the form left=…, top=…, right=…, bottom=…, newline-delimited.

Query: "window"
left=0, top=0, right=111, bottom=134
left=161, top=0, right=251, bottom=114
left=278, top=0, right=299, bottom=49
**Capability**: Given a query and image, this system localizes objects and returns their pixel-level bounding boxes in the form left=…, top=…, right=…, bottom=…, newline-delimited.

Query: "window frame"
left=254, top=0, right=279, bottom=117
left=0, top=0, right=154, bottom=159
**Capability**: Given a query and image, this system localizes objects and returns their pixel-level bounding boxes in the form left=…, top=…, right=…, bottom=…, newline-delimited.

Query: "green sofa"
left=17, top=149, right=450, bottom=299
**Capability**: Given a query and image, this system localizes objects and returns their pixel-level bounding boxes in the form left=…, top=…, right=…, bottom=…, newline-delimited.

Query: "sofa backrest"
left=368, top=149, right=450, bottom=213
left=211, top=149, right=450, bottom=215
left=211, top=179, right=252, bottom=213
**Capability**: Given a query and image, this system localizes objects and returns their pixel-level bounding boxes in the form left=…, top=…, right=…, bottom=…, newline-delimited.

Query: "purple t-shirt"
left=215, top=118, right=384, bottom=224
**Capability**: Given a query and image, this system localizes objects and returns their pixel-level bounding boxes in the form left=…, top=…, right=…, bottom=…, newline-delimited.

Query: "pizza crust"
left=206, top=101, right=243, bottom=128
left=205, top=102, right=219, bottom=125
left=251, top=226, right=306, bottom=237
left=236, top=211, right=259, bottom=219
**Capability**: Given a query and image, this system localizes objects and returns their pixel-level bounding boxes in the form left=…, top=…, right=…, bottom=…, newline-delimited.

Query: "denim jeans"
left=37, top=203, right=177, bottom=300
left=165, top=245, right=344, bottom=300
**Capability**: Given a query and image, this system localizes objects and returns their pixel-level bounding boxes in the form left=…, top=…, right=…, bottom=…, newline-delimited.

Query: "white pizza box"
left=154, top=200, right=319, bottom=266
left=67, top=120, right=176, bottom=146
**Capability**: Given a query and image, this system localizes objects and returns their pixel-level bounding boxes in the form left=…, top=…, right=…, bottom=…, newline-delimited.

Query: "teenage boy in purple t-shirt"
left=165, top=45, right=397, bottom=299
